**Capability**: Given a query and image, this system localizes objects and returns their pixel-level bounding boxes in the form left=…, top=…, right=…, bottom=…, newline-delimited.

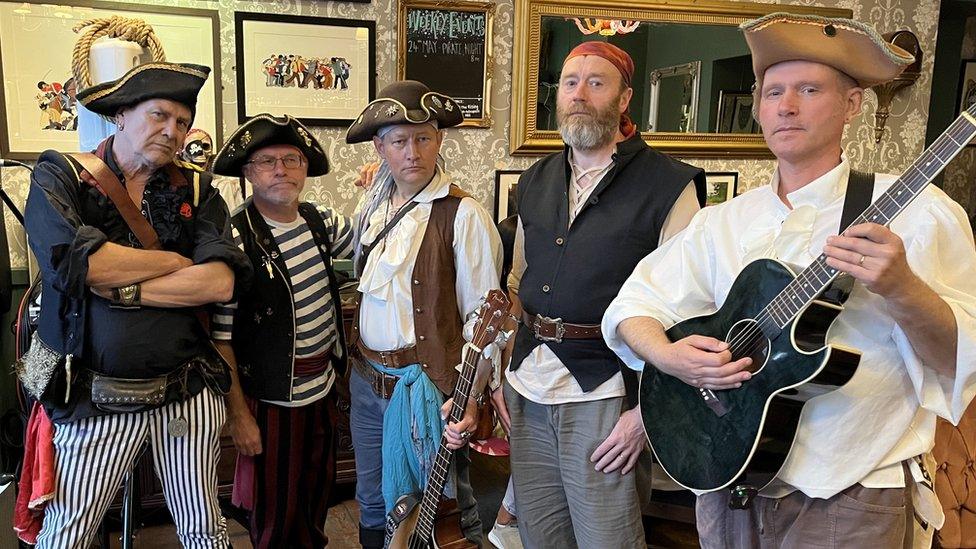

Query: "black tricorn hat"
left=77, top=62, right=210, bottom=118
left=212, top=114, right=329, bottom=177
left=346, top=80, right=463, bottom=144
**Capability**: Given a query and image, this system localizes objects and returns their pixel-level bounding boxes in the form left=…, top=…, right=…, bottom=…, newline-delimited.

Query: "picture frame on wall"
left=704, top=172, right=738, bottom=206
left=958, top=59, right=976, bottom=118
left=235, top=12, right=376, bottom=126
left=398, top=0, right=495, bottom=128
left=494, top=169, right=522, bottom=222
left=0, top=0, right=222, bottom=160
left=716, top=91, right=759, bottom=134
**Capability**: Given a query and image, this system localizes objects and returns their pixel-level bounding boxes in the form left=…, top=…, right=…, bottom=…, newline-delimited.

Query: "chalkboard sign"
left=398, top=0, right=494, bottom=128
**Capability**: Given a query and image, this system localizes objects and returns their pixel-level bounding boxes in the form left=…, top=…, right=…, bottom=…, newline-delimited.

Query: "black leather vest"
left=512, top=134, right=706, bottom=393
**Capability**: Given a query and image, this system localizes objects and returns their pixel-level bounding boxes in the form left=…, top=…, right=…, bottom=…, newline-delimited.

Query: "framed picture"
left=0, top=0, right=222, bottom=159
left=398, top=0, right=495, bottom=128
left=705, top=172, right=738, bottom=206
left=494, top=169, right=522, bottom=221
left=958, top=60, right=976, bottom=117
left=716, top=91, right=760, bottom=134
left=235, top=12, right=376, bottom=126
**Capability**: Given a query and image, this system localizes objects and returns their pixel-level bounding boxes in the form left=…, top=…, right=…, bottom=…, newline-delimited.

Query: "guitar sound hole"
left=727, top=319, right=771, bottom=376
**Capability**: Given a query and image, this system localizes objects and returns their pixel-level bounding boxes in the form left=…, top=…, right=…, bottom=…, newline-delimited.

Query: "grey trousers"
left=696, top=482, right=914, bottom=549
left=504, top=382, right=645, bottom=549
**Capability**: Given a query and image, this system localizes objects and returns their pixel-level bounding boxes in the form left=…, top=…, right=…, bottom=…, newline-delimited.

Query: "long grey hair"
left=351, top=154, right=446, bottom=276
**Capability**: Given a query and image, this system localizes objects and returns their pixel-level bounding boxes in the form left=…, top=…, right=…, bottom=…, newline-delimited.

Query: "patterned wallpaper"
left=0, top=0, right=949, bottom=269
left=942, top=15, right=976, bottom=220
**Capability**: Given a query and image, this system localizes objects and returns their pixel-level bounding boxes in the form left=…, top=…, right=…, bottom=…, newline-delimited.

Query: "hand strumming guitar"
left=618, top=317, right=753, bottom=391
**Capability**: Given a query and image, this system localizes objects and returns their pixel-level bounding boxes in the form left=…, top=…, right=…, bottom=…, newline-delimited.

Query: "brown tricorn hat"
left=741, top=13, right=915, bottom=89
left=345, top=80, right=463, bottom=144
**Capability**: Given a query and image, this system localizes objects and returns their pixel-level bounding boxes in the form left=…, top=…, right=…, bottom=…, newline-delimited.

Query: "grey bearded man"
left=24, top=62, right=251, bottom=547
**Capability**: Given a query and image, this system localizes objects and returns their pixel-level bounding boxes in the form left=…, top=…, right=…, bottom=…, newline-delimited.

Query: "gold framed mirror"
left=510, top=0, right=852, bottom=157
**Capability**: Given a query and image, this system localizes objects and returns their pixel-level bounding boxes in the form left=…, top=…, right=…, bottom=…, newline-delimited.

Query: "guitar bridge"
left=699, top=388, right=728, bottom=417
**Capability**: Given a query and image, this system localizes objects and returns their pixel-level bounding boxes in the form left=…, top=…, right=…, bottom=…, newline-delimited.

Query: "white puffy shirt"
left=602, top=158, right=976, bottom=499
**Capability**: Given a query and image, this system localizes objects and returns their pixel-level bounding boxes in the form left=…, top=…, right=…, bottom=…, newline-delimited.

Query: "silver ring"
left=460, top=431, right=471, bottom=439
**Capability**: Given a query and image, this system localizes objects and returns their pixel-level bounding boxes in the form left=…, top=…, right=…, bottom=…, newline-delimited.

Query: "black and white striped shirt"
left=213, top=206, right=354, bottom=406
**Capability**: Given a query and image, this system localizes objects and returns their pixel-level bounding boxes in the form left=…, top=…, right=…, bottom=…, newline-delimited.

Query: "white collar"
left=769, top=155, right=850, bottom=210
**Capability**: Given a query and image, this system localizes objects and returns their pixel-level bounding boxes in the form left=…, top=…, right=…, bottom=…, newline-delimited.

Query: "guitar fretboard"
left=757, top=104, right=976, bottom=335
left=411, top=345, right=480, bottom=544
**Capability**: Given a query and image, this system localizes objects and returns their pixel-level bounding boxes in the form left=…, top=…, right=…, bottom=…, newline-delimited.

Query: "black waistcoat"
left=230, top=201, right=347, bottom=401
left=512, top=134, right=706, bottom=393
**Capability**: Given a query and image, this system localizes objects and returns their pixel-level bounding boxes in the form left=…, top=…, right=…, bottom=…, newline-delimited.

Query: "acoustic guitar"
left=385, top=289, right=514, bottom=548
left=639, top=103, right=976, bottom=506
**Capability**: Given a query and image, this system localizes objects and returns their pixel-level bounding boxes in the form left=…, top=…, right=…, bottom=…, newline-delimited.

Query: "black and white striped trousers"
left=35, top=388, right=229, bottom=548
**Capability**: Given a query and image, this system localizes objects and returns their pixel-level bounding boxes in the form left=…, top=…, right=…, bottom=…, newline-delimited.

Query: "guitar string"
left=719, top=121, right=970, bottom=364
left=722, top=124, right=966, bottom=362
left=411, top=302, right=506, bottom=545
left=414, top=348, right=476, bottom=544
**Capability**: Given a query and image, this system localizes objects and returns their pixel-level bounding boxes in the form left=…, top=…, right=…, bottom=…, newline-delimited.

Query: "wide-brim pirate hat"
left=741, top=13, right=914, bottom=89
left=212, top=114, right=329, bottom=177
left=346, top=80, right=463, bottom=144
left=77, top=62, right=211, bottom=118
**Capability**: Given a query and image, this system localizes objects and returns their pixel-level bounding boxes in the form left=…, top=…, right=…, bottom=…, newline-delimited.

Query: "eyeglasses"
left=245, top=154, right=305, bottom=172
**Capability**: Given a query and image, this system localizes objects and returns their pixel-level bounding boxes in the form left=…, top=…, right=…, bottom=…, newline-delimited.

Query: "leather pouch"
left=91, top=374, right=167, bottom=413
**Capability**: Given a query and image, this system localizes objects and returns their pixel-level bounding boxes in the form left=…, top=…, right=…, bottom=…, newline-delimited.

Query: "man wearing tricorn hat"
left=476, top=40, right=705, bottom=547
left=209, top=114, right=355, bottom=548
left=24, top=62, right=250, bottom=547
left=604, top=13, right=976, bottom=547
left=346, top=80, right=502, bottom=548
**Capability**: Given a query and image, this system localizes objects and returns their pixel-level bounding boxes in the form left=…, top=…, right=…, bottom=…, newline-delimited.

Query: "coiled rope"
left=71, top=16, right=166, bottom=89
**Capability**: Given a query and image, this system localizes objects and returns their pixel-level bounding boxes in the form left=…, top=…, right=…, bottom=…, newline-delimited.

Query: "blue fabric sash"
left=373, top=360, right=444, bottom=512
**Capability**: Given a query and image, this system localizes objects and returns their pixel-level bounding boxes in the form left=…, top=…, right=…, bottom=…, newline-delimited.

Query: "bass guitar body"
left=385, top=493, right=476, bottom=549
left=640, top=258, right=861, bottom=494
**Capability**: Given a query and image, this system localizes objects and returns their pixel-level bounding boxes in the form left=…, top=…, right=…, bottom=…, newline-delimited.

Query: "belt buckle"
left=379, top=372, right=397, bottom=399
left=533, top=314, right=565, bottom=343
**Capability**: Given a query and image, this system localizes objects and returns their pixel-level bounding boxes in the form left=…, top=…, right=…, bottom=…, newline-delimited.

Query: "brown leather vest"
left=351, top=185, right=468, bottom=395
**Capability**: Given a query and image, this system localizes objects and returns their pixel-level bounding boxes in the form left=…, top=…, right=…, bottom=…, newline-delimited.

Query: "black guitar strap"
left=818, top=170, right=875, bottom=307
left=840, top=170, right=876, bottom=233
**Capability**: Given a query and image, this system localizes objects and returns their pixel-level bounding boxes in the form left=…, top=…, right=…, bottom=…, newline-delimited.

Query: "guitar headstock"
left=470, top=289, right=513, bottom=350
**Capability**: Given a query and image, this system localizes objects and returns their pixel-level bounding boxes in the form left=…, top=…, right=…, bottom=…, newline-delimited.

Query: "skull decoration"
left=180, top=128, right=214, bottom=170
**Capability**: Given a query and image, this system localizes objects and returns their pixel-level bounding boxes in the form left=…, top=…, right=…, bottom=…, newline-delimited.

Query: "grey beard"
left=558, top=114, right=617, bottom=151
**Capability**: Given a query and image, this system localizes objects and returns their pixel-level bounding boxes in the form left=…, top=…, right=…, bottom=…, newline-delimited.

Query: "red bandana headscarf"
left=564, top=41, right=637, bottom=138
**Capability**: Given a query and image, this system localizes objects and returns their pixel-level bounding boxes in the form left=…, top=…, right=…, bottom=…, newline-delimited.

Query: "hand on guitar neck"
left=824, top=222, right=957, bottom=376
left=442, top=395, right=481, bottom=451
left=618, top=317, right=753, bottom=391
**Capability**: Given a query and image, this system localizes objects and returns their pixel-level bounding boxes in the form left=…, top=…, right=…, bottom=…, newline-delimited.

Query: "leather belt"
left=355, top=340, right=420, bottom=368
left=353, top=340, right=419, bottom=399
left=522, top=311, right=602, bottom=343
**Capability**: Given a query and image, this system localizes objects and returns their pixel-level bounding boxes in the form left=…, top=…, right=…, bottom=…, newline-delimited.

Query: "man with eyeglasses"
left=210, top=114, right=354, bottom=548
